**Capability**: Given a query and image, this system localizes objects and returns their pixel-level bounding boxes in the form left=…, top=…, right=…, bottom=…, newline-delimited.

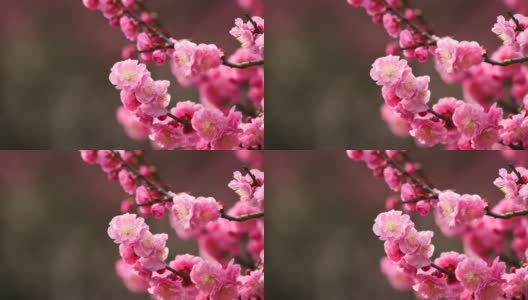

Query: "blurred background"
left=0, top=151, right=244, bottom=299
left=267, top=150, right=513, bottom=299
left=267, top=0, right=508, bottom=149
left=2, top=1, right=247, bottom=148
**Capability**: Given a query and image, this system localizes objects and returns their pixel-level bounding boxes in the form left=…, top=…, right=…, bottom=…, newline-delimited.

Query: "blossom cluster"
left=110, top=59, right=264, bottom=150
left=348, top=150, right=528, bottom=299
left=80, top=150, right=264, bottom=299
left=82, top=0, right=264, bottom=150
left=348, top=1, right=528, bottom=150
left=371, top=53, right=528, bottom=149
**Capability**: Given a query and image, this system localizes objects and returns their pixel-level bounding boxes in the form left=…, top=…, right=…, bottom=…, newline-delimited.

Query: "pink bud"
left=121, top=45, right=136, bottom=59
left=386, top=42, right=399, bottom=55
left=414, top=47, right=429, bottom=62
left=385, top=196, right=400, bottom=210
left=122, top=0, right=135, bottom=9
left=416, top=201, right=430, bottom=216
left=80, top=150, right=98, bottom=164
left=120, top=199, right=135, bottom=213
left=82, top=0, right=99, bottom=10
left=151, top=203, right=165, bottom=219
left=152, top=50, right=167, bottom=65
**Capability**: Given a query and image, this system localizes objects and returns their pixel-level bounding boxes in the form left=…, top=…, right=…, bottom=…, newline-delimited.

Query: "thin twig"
left=508, top=164, right=526, bottom=184
left=381, top=0, right=435, bottom=41
left=508, top=12, right=523, bottom=32
left=245, top=14, right=262, bottom=34
left=112, top=151, right=169, bottom=197
left=166, top=112, right=192, bottom=128
left=484, top=55, right=528, bottom=66
left=220, top=209, right=264, bottom=221
left=121, top=7, right=172, bottom=44
left=428, top=109, right=454, bottom=127
left=243, top=167, right=261, bottom=187
left=165, top=265, right=191, bottom=282
left=382, top=152, right=437, bottom=195
left=485, top=207, right=528, bottom=219
left=431, top=263, right=455, bottom=278
left=221, top=56, right=264, bottom=69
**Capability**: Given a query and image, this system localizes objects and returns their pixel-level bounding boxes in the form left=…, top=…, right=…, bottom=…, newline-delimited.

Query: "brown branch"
left=245, top=14, right=262, bottom=34
left=221, top=56, right=264, bottom=69
left=121, top=7, right=172, bottom=44
left=428, top=109, right=454, bottom=127
left=431, top=263, right=455, bottom=279
left=381, top=152, right=437, bottom=195
left=112, top=151, right=170, bottom=197
left=382, top=152, right=528, bottom=220
left=382, top=1, right=528, bottom=67
left=399, top=41, right=437, bottom=50
left=243, top=167, right=261, bottom=187
left=136, top=196, right=173, bottom=207
left=485, top=207, right=528, bottom=219
left=508, top=12, right=523, bottom=32
left=112, top=151, right=264, bottom=222
left=120, top=3, right=264, bottom=69
left=508, top=164, right=526, bottom=184
left=220, top=209, right=264, bottom=221
left=166, top=112, right=192, bottom=128
left=401, top=195, right=438, bottom=204
left=381, top=0, right=435, bottom=42
left=484, top=55, right=528, bottom=66
left=138, top=44, right=175, bottom=53
left=165, top=265, right=191, bottom=282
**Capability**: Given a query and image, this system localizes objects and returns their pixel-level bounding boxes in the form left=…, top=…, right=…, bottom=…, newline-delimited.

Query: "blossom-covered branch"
left=80, top=150, right=264, bottom=299
left=109, top=150, right=264, bottom=222
left=82, top=0, right=264, bottom=150
left=348, top=0, right=528, bottom=149
left=348, top=150, right=528, bottom=299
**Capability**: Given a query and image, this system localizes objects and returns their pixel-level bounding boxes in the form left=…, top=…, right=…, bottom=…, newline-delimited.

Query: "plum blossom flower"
left=109, top=59, right=149, bottom=91
left=108, top=213, right=149, bottom=246
left=373, top=210, right=412, bottom=241
left=237, top=269, right=264, bottom=300
left=173, top=40, right=223, bottom=78
left=455, top=257, right=491, bottom=291
left=436, top=190, right=486, bottom=231
left=503, top=266, right=528, bottom=298
left=492, top=15, right=517, bottom=46
left=228, top=169, right=264, bottom=209
left=435, top=37, right=484, bottom=76
left=370, top=55, right=410, bottom=87
left=452, top=103, right=486, bottom=138
left=409, top=116, right=447, bottom=147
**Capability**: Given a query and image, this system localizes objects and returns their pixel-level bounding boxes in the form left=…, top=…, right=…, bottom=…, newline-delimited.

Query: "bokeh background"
left=2, top=1, right=247, bottom=148
left=0, top=151, right=245, bottom=299
left=267, top=151, right=512, bottom=299
left=267, top=0, right=508, bottom=149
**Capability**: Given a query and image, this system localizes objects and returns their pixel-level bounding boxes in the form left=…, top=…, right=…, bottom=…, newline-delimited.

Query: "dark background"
left=2, top=1, right=248, bottom=148
left=267, top=150, right=512, bottom=299
left=267, top=1, right=507, bottom=149
left=0, top=151, right=245, bottom=299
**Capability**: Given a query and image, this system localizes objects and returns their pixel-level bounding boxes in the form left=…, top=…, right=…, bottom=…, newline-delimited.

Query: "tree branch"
left=381, top=152, right=437, bottom=196
left=220, top=209, right=264, bottom=221
left=112, top=151, right=264, bottom=222
left=485, top=207, right=528, bottom=219
left=221, top=56, right=264, bottom=69
left=431, top=263, right=455, bottom=279
left=165, top=265, right=191, bottom=282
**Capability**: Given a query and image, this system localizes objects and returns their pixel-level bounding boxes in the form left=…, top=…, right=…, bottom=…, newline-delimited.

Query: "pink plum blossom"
left=373, top=210, right=412, bottom=241
left=370, top=55, right=410, bottom=87
left=108, top=213, right=148, bottom=246
left=109, top=59, right=149, bottom=91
